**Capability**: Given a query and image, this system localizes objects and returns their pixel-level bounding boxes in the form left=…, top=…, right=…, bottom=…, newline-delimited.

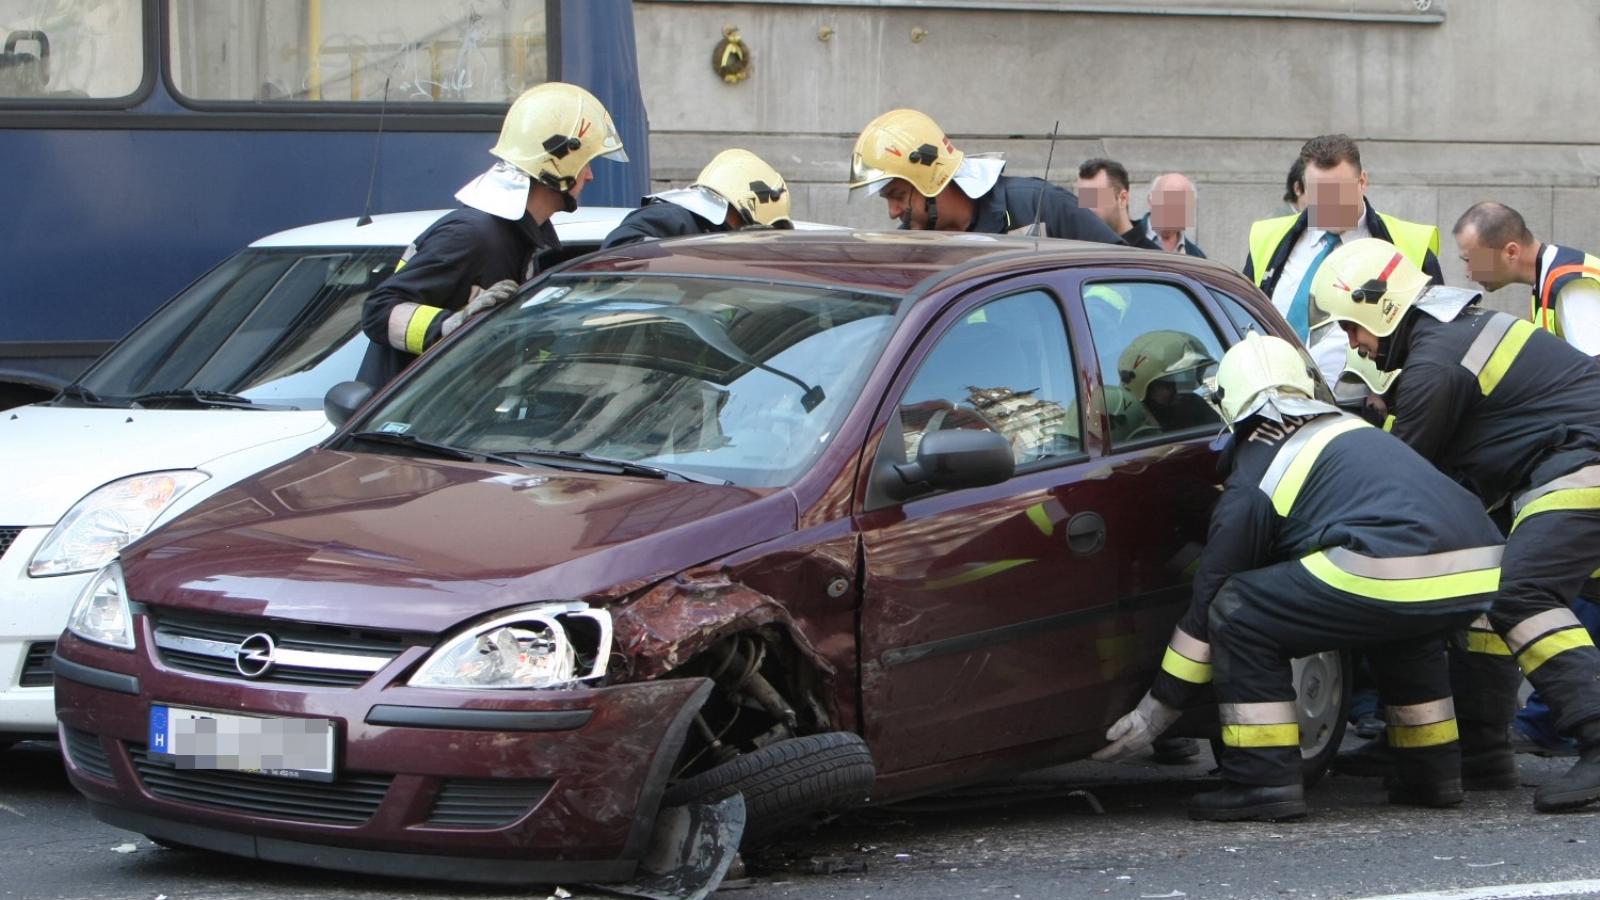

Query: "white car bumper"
left=0, top=527, right=90, bottom=735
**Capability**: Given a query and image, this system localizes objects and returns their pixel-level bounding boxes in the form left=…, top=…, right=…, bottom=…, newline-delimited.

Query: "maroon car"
left=53, top=231, right=1348, bottom=885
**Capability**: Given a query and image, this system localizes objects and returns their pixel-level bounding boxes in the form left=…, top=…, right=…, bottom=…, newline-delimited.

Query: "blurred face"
left=1305, top=160, right=1367, bottom=233
left=1148, top=181, right=1196, bottom=235
left=1454, top=224, right=1518, bottom=292
left=569, top=163, right=594, bottom=200
left=1076, top=170, right=1129, bottom=230
left=1339, top=321, right=1382, bottom=361
left=881, top=178, right=930, bottom=229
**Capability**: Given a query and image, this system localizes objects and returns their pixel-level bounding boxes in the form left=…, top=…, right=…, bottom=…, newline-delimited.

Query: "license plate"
left=148, top=704, right=336, bottom=782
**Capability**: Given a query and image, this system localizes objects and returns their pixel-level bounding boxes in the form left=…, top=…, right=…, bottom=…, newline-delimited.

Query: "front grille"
left=128, top=745, right=392, bottom=825
left=146, top=607, right=418, bottom=687
left=0, top=527, right=20, bottom=562
left=20, top=641, right=54, bottom=687
left=63, top=727, right=114, bottom=781
left=425, top=779, right=552, bottom=828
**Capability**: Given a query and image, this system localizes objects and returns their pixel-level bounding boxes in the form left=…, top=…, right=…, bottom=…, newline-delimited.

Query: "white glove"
left=1091, top=691, right=1181, bottom=762
left=441, top=279, right=519, bottom=338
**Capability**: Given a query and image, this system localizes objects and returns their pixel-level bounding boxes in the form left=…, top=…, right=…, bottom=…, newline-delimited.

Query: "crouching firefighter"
left=1093, top=332, right=1504, bottom=821
left=1315, top=238, right=1600, bottom=812
left=601, top=148, right=793, bottom=248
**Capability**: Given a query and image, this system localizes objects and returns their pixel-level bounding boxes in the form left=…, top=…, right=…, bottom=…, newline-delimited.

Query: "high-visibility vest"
left=1247, top=212, right=1439, bottom=291
left=1531, top=243, right=1600, bottom=337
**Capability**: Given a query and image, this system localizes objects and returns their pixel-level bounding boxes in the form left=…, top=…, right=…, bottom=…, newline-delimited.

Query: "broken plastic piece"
left=600, top=794, right=746, bottom=900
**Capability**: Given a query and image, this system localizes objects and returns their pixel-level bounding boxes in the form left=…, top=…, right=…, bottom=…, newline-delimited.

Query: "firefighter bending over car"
left=847, top=108, right=1124, bottom=243
left=1315, top=238, right=1600, bottom=812
left=357, top=82, right=627, bottom=388
left=1094, top=332, right=1504, bottom=822
left=601, top=149, right=794, bottom=248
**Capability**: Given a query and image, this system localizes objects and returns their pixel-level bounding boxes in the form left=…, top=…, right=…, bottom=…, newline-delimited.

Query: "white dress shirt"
left=1269, top=220, right=1372, bottom=386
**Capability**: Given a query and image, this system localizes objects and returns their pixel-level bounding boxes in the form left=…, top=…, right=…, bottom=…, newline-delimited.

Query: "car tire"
left=1208, top=650, right=1351, bottom=786
left=662, top=731, right=876, bottom=845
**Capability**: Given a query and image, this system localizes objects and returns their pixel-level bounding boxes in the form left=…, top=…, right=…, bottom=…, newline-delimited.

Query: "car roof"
left=561, top=230, right=1260, bottom=298
left=249, top=206, right=635, bottom=248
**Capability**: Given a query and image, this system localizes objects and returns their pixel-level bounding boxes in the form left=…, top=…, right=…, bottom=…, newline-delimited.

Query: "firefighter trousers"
left=1208, top=559, right=1485, bottom=787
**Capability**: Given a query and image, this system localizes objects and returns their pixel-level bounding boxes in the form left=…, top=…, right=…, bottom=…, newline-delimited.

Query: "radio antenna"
left=356, top=77, right=391, bottom=227
left=1028, top=119, right=1061, bottom=238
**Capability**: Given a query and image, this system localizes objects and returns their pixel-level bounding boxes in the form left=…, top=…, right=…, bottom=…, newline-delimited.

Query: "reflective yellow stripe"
left=1161, top=646, right=1213, bottom=684
left=403, top=305, right=446, bottom=355
left=1385, top=697, right=1455, bottom=726
left=924, top=558, right=1034, bottom=590
left=1221, top=700, right=1297, bottom=725
left=1514, top=487, right=1600, bottom=529
left=1466, top=630, right=1511, bottom=656
left=1221, top=723, right=1300, bottom=748
left=1388, top=718, right=1459, bottom=748
left=1269, top=418, right=1370, bottom=516
left=1476, top=317, right=1536, bottom=396
left=1518, top=627, right=1596, bottom=675
left=1026, top=503, right=1054, bottom=536
left=1506, top=608, right=1585, bottom=653
left=1300, top=550, right=1500, bottom=602
left=1382, top=414, right=1395, bottom=432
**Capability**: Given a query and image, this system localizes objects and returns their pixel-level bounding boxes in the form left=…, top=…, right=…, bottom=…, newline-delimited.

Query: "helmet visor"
left=848, top=151, right=892, bottom=198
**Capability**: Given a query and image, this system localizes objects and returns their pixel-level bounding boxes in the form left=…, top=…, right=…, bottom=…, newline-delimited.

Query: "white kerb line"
left=1352, top=881, right=1600, bottom=900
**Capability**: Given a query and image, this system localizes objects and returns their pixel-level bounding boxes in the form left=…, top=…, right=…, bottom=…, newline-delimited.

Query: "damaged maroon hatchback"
left=54, top=231, right=1346, bottom=887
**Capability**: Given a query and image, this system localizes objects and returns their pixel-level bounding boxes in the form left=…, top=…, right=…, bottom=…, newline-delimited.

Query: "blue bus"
left=0, top=0, right=649, bottom=408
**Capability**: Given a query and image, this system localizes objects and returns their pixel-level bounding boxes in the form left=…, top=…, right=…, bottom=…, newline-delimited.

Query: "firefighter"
left=1314, top=237, right=1600, bottom=811
left=848, top=109, right=1124, bottom=243
left=1116, top=330, right=1220, bottom=433
left=1094, top=332, right=1503, bottom=821
left=601, top=148, right=793, bottom=249
left=356, top=82, right=627, bottom=387
left=1453, top=201, right=1600, bottom=357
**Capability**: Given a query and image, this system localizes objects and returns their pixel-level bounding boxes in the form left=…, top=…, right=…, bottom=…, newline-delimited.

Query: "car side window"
left=1208, top=287, right=1270, bottom=337
left=1082, top=281, right=1227, bottom=446
left=896, top=290, right=1081, bottom=468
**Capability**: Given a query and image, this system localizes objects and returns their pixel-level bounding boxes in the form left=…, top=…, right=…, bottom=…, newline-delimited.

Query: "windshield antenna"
left=356, top=77, right=390, bottom=227
left=1028, top=120, right=1061, bottom=238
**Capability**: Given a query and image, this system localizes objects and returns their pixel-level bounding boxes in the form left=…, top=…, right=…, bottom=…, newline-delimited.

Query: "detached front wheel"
left=663, top=731, right=876, bottom=846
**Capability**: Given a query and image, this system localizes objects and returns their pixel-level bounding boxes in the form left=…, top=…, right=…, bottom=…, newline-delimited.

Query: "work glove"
left=440, top=279, right=519, bottom=338
left=1090, top=691, right=1181, bottom=762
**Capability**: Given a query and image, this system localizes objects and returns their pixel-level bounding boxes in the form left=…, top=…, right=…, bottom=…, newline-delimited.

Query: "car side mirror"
left=878, top=428, right=1015, bottom=502
left=323, top=380, right=374, bottom=427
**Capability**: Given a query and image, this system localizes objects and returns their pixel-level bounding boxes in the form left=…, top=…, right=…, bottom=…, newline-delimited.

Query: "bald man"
left=1140, top=172, right=1207, bottom=257
left=1453, top=201, right=1600, bottom=357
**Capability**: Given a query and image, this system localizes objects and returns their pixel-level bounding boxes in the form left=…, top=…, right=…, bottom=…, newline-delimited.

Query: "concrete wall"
left=634, top=0, right=1600, bottom=314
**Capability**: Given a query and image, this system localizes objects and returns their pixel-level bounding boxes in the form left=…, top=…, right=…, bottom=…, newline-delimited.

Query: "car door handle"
left=1066, top=511, right=1106, bottom=555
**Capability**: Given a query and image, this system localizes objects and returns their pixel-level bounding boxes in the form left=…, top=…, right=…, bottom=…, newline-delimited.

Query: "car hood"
left=120, top=449, right=797, bottom=634
left=0, top=405, right=331, bottom=525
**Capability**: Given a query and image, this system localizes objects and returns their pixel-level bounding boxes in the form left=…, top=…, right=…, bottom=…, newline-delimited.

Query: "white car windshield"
left=70, top=247, right=402, bottom=409
left=347, top=274, right=904, bottom=487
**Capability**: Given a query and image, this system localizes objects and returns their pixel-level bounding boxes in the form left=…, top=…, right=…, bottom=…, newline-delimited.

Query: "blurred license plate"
left=148, top=704, right=335, bottom=782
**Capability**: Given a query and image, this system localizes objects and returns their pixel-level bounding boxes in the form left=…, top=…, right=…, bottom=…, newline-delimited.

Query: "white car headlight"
left=29, top=471, right=210, bottom=577
left=65, top=561, right=135, bottom=650
left=409, top=603, right=613, bottom=690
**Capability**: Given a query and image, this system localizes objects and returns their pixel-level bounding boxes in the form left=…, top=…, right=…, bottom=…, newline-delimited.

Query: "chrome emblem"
left=234, top=632, right=277, bottom=678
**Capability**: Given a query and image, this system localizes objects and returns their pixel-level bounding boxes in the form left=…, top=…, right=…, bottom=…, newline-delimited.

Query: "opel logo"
left=234, top=632, right=277, bottom=678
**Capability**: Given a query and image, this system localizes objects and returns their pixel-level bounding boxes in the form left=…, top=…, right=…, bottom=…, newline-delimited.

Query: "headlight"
left=65, top=561, right=135, bottom=650
left=29, top=471, right=209, bottom=577
left=408, top=603, right=613, bottom=690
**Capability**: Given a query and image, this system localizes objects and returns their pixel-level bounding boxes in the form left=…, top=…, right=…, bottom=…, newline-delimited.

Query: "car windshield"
left=70, top=246, right=403, bottom=409
left=348, top=274, right=904, bottom=487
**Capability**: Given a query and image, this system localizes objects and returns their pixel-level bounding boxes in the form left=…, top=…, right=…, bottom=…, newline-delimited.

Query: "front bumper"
left=53, top=624, right=712, bottom=884
left=0, top=527, right=85, bottom=734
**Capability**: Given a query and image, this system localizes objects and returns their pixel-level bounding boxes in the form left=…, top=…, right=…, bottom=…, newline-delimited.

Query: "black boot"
left=1188, top=782, right=1307, bottom=822
left=1335, top=728, right=1516, bottom=790
left=1388, top=777, right=1464, bottom=808
left=1534, top=721, right=1600, bottom=812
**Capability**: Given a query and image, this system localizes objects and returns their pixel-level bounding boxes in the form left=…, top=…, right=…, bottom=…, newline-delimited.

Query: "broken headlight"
left=408, top=602, right=612, bottom=689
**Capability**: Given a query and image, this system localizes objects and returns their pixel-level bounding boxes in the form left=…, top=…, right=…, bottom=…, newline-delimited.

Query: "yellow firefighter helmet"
left=848, top=109, right=964, bottom=199
left=695, top=149, right=794, bottom=228
left=1212, top=332, right=1318, bottom=425
left=1311, top=237, right=1433, bottom=339
left=491, top=82, right=628, bottom=194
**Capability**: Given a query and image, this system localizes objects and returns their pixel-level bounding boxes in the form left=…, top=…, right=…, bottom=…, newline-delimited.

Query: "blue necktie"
left=1286, top=232, right=1341, bottom=342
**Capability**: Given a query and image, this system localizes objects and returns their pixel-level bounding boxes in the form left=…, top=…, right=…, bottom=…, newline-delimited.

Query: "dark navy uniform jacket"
left=966, top=175, right=1125, bottom=243
left=601, top=200, right=726, bottom=249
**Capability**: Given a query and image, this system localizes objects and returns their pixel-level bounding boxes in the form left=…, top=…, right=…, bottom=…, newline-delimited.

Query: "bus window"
left=168, top=1, right=549, bottom=104
left=0, top=0, right=143, bottom=100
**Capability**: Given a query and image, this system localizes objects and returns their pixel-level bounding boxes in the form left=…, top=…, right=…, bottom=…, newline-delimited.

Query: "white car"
left=0, top=206, right=631, bottom=743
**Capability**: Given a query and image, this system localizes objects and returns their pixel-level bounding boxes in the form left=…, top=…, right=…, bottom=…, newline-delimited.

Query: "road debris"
left=110, top=843, right=137, bottom=854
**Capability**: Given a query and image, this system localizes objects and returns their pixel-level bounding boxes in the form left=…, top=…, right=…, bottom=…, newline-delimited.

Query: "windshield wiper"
left=506, top=449, right=730, bottom=484
left=129, top=388, right=266, bottom=410
left=347, top=431, right=532, bottom=468
left=54, top=383, right=130, bottom=408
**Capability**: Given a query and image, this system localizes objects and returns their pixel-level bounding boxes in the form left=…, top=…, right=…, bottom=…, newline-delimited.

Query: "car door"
left=1068, top=273, right=1235, bottom=698
left=856, top=282, right=1125, bottom=775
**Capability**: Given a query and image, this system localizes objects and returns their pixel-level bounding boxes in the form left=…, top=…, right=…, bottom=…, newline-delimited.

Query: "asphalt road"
left=5, top=737, right=1600, bottom=900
